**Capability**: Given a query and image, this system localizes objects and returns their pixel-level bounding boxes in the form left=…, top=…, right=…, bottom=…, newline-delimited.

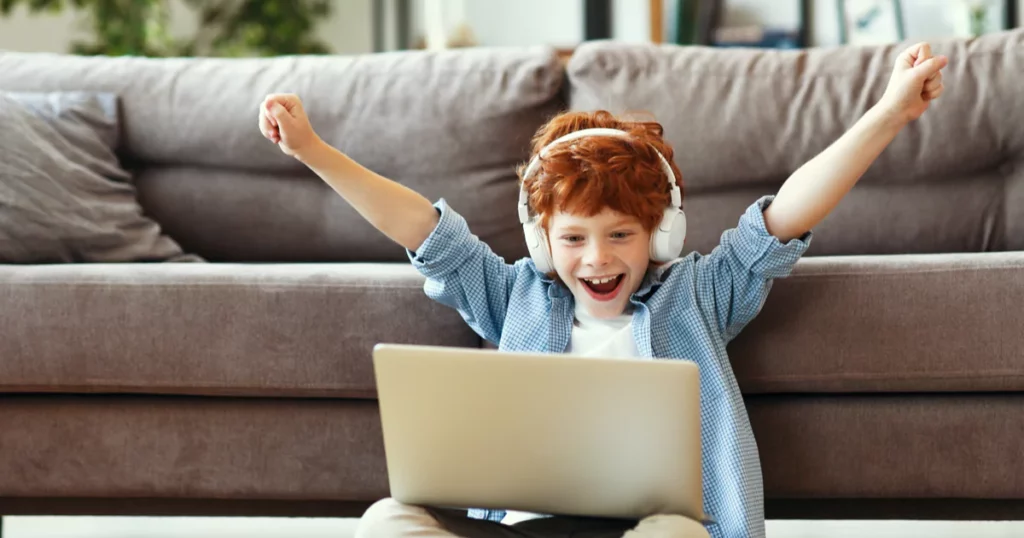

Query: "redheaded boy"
left=258, top=43, right=947, bottom=538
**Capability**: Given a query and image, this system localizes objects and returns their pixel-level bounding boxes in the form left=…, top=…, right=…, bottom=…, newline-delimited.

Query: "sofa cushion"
left=0, top=263, right=478, bottom=398
left=0, top=47, right=566, bottom=263
left=566, top=29, right=1024, bottom=257
left=730, top=252, right=1024, bottom=393
left=0, top=253, right=1021, bottom=397
left=477, top=251, right=1024, bottom=394
left=0, top=92, right=196, bottom=263
left=132, top=167, right=482, bottom=263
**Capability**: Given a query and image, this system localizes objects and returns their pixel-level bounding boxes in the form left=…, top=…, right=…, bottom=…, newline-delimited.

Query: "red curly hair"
left=518, top=110, right=684, bottom=234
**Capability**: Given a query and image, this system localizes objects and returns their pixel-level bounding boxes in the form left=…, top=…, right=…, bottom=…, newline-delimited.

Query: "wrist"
left=869, top=101, right=911, bottom=131
left=294, top=135, right=328, bottom=166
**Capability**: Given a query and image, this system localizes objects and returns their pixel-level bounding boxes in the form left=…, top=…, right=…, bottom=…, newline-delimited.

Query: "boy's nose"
left=583, top=242, right=613, bottom=266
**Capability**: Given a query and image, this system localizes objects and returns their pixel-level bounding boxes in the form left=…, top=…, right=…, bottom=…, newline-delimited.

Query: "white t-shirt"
left=502, top=303, right=640, bottom=525
left=566, top=302, right=640, bottom=358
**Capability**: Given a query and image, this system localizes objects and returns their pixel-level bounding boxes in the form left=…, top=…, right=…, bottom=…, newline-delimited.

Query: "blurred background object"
left=0, top=0, right=333, bottom=56
left=0, top=0, right=1019, bottom=57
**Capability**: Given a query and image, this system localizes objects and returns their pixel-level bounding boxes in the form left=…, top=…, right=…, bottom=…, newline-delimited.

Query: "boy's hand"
left=879, top=42, right=948, bottom=124
left=259, top=93, right=321, bottom=158
left=766, top=42, right=948, bottom=242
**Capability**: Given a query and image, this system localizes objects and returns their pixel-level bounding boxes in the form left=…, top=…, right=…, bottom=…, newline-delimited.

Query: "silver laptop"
left=371, top=343, right=707, bottom=523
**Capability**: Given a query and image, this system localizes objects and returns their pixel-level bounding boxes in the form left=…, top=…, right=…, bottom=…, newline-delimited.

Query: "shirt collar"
left=635, top=257, right=683, bottom=297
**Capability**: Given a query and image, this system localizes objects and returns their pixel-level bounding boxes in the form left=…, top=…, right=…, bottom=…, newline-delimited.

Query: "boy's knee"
left=626, top=514, right=710, bottom=538
left=356, top=498, right=439, bottom=538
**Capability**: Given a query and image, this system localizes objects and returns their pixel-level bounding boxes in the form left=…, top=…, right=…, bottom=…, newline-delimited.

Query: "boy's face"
left=548, top=208, right=651, bottom=319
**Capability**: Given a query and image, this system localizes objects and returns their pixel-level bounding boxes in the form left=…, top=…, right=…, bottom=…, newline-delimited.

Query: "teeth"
left=584, top=275, right=619, bottom=284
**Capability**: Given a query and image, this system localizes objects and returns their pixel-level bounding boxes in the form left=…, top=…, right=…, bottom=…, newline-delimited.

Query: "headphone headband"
left=517, top=128, right=681, bottom=224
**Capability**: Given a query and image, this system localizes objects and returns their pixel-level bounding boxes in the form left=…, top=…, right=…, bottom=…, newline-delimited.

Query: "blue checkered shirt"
left=407, top=195, right=811, bottom=538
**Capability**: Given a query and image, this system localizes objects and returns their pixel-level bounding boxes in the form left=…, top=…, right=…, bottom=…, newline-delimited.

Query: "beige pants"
left=355, top=499, right=711, bottom=538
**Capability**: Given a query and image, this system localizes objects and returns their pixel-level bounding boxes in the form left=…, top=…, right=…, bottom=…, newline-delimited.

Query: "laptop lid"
left=372, top=343, right=706, bottom=522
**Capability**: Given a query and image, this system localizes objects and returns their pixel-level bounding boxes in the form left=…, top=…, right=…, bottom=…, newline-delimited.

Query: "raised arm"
left=259, top=93, right=521, bottom=344
left=259, top=93, right=439, bottom=252
left=763, top=43, right=948, bottom=242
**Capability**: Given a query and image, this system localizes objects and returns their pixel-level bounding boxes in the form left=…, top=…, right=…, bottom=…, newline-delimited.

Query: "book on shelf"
left=664, top=0, right=802, bottom=49
left=713, top=25, right=802, bottom=48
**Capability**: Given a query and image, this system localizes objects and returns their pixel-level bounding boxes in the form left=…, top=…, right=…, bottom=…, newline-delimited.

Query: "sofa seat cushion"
left=731, top=252, right=1024, bottom=393
left=3, top=252, right=1021, bottom=398
left=0, top=263, right=477, bottom=398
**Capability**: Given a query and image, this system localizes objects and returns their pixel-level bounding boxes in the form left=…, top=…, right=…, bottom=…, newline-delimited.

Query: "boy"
left=258, top=43, right=946, bottom=538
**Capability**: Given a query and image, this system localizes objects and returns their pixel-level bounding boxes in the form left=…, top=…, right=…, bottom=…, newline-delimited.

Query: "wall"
left=0, top=4, right=87, bottom=53
left=0, top=0, right=1021, bottom=55
left=465, top=0, right=583, bottom=48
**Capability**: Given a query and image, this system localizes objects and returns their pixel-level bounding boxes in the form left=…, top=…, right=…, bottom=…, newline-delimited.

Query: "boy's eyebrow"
left=553, top=219, right=640, bottom=232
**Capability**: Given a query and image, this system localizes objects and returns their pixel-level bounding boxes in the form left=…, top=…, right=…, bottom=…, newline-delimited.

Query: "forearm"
left=764, top=105, right=906, bottom=242
left=297, top=139, right=439, bottom=252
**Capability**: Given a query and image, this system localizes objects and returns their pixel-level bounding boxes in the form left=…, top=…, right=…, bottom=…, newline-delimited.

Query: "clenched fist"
left=879, top=42, right=948, bottom=124
left=259, top=93, right=321, bottom=158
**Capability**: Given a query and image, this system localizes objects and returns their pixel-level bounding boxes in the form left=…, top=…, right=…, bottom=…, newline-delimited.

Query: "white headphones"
left=517, top=128, right=687, bottom=274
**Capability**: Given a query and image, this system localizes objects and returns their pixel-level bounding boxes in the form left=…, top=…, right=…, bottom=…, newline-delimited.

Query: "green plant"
left=0, top=0, right=332, bottom=56
left=184, top=0, right=331, bottom=56
left=968, top=5, right=989, bottom=36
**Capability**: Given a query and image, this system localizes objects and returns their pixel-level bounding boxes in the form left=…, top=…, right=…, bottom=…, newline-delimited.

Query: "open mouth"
left=578, top=274, right=625, bottom=301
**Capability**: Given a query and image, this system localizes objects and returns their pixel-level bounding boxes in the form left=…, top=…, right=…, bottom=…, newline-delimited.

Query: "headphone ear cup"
left=650, top=207, right=687, bottom=262
left=523, top=221, right=555, bottom=274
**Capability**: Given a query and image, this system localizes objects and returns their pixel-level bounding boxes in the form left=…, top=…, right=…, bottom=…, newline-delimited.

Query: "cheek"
left=630, top=237, right=650, bottom=262
left=549, top=244, right=578, bottom=273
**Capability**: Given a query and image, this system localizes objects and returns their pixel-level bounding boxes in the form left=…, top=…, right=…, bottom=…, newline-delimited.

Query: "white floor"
left=3, top=517, right=1024, bottom=538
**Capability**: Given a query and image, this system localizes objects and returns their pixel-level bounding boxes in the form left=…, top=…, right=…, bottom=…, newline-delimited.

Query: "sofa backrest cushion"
left=0, top=47, right=566, bottom=262
left=566, top=30, right=1024, bottom=256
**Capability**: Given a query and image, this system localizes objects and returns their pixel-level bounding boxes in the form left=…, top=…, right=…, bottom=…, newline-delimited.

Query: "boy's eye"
left=612, top=231, right=634, bottom=239
left=562, top=235, right=583, bottom=244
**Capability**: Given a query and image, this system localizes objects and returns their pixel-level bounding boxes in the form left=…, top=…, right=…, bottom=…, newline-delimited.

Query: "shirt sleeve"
left=694, top=195, right=812, bottom=342
left=407, top=199, right=522, bottom=344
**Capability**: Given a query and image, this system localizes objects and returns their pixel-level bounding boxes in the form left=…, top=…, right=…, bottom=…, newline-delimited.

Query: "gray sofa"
left=0, top=28, right=1022, bottom=521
